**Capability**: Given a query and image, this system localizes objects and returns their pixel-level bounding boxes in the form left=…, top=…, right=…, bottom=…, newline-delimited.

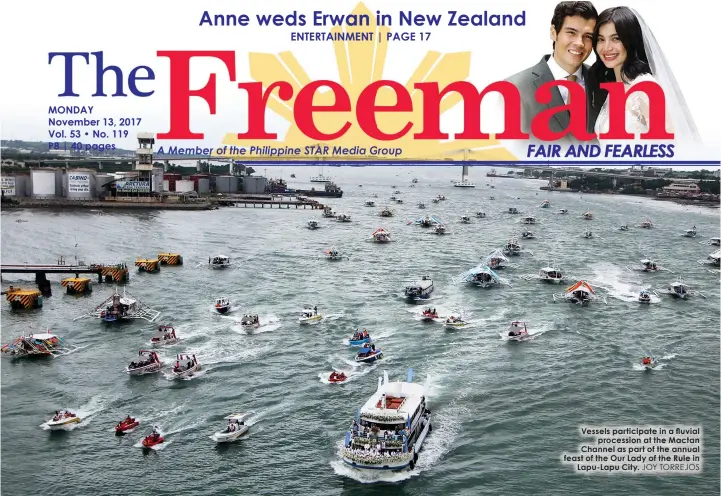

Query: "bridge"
left=1, top=262, right=129, bottom=295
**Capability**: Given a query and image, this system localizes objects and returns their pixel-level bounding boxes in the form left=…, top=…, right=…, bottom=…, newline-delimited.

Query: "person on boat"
left=642, top=357, right=652, bottom=365
left=314, top=306, right=318, bottom=315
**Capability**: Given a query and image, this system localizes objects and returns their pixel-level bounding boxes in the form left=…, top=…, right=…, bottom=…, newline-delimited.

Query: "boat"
left=215, top=296, right=231, bottom=314
left=151, top=325, right=180, bottom=346
left=640, top=357, right=659, bottom=370
left=335, top=213, right=352, bottom=222
left=46, top=410, right=81, bottom=430
left=476, top=211, right=486, bottom=218
left=379, top=207, right=393, bottom=217
left=296, top=181, right=344, bottom=198
left=371, top=228, right=392, bottom=243
left=310, top=169, right=332, bottom=183
left=626, top=259, right=668, bottom=273
left=460, top=214, right=471, bottom=224
left=654, top=281, right=706, bottom=299
left=171, top=354, right=201, bottom=378
left=355, top=343, right=383, bottom=363
left=444, top=313, right=468, bottom=328
left=538, top=266, right=564, bottom=284
left=241, top=314, right=260, bottom=330
left=306, top=220, right=319, bottom=230
left=349, top=329, right=372, bottom=346
left=213, top=413, right=251, bottom=442
left=420, top=307, right=439, bottom=321
left=210, top=255, right=231, bottom=269
left=540, top=200, right=550, bottom=208
left=521, top=215, right=536, bottom=225
left=582, top=229, right=594, bottom=239
left=299, top=305, right=323, bottom=324
left=364, top=200, right=376, bottom=207
left=1, top=331, right=65, bottom=357
left=412, top=178, right=418, bottom=183
left=437, top=195, right=446, bottom=201
left=489, top=196, right=495, bottom=200
left=409, top=214, right=442, bottom=227
left=126, top=350, right=163, bottom=375
left=502, top=237, right=523, bottom=256
left=431, top=197, right=440, bottom=204
left=582, top=211, right=593, bottom=220
left=638, top=289, right=652, bottom=304
left=290, top=173, right=296, bottom=178
left=340, top=369, right=431, bottom=471
left=521, top=229, right=536, bottom=239
left=322, top=206, right=335, bottom=218
left=697, top=250, right=721, bottom=268
left=454, top=179, right=476, bottom=188
left=115, top=416, right=140, bottom=435
left=141, top=427, right=164, bottom=447
left=389, top=196, right=397, bottom=201
left=454, top=264, right=510, bottom=288
left=710, top=237, right=721, bottom=246
left=508, top=207, right=520, bottom=214
left=504, top=321, right=530, bottom=341
left=637, top=218, right=654, bottom=228
left=417, top=202, right=426, bottom=209
left=404, top=276, right=434, bottom=301
left=396, top=199, right=403, bottom=204
left=75, top=288, right=160, bottom=323
left=433, top=224, right=448, bottom=235
left=553, top=280, right=605, bottom=305
left=557, top=208, right=568, bottom=214
left=329, top=371, right=348, bottom=383
left=683, top=226, right=697, bottom=237
left=485, top=249, right=513, bottom=270
left=619, top=223, right=629, bottom=231
left=325, top=248, right=348, bottom=260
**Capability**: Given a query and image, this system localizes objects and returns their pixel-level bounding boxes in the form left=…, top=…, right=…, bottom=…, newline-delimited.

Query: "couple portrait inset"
left=504, top=1, right=701, bottom=145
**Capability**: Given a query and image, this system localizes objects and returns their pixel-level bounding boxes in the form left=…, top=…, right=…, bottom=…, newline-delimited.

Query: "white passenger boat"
left=340, top=369, right=431, bottom=472
left=171, top=354, right=201, bottom=379
left=212, top=413, right=250, bottom=443
left=299, top=305, right=323, bottom=324
left=126, top=350, right=163, bottom=375
left=404, top=276, right=434, bottom=301
left=151, top=325, right=180, bottom=346
left=503, top=321, right=530, bottom=341
left=45, top=410, right=82, bottom=430
left=210, top=255, right=231, bottom=269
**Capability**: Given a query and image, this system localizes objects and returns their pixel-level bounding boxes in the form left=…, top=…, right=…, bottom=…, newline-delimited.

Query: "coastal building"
left=662, top=182, right=700, bottom=194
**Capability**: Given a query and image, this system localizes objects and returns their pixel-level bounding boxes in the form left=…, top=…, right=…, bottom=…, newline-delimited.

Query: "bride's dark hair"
left=588, top=7, right=652, bottom=109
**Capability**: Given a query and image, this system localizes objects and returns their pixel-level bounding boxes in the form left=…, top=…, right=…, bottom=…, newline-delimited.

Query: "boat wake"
left=499, top=323, right=549, bottom=341
left=318, top=364, right=375, bottom=384
left=232, top=314, right=282, bottom=335
left=39, top=394, right=107, bottom=431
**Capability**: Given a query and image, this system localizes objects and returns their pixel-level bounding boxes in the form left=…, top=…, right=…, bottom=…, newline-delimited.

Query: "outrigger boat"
left=540, top=200, right=550, bottom=208
left=325, top=248, right=348, bottom=260
left=454, top=264, right=510, bottom=288
left=370, top=228, right=392, bottom=243
left=2, top=331, right=66, bottom=357
left=408, top=214, right=442, bottom=227
left=654, top=282, right=706, bottom=299
left=306, top=220, right=320, bottom=230
left=420, top=307, right=439, bottom=321
left=682, top=226, right=697, bottom=237
left=636, top=218, right=654, bottom=228
left=329, top=370, right=348, bottom=383
left=638, top=289, right=652, bottom=304
left=340, top=369, right=431, bottom=472
left=299, top=305, right=323, bottom=324
left=215, top=296, right=231, bottom=314
left=241, top=314, right=260, bottom=330
left=521, top=215, right=536, bottom=225
left=521, top=229, right=536, bottom=239
left=379, top=207, right=394, bottom=217
left=582, top=211, right=593, bottom=220
left=46, top=410, right=81, bottom=430
left=502, top=236, right=530, bottom=256
left=349, top=328, right=371, bottom=346
left=709, top=237, right=721, bottom=246
left=210, top=255, right=231, bottom=269
left=115, top=416, right=139, bottom=435
left=521, top=265, right=566, bottom=284
left=336, top=214, right=352, bottom=222
left=553, top=280, right=606, bottom=305
left=213, top=413, right=251, bottom=442
left=142, top=427, right=164, bottom=448
left=404, top=276, right=434, bottom=301
left=75, top=288, right=160, bottom=323
left=355, top=343, right=383, bottom=363
left=126, top=350, right=163, bottom=375
left=503, top=321, right=530, bottom=341
left=151, top=325, right=180, bottom=346
left=640, top=357, right=659, bottom=370
left=485, top=249, right=515, bottom=270
left=697, top=250, right=720, bottom=269
left=460, top=214, right=471, bottom=224
left=171, top=354, right=201, bottom=378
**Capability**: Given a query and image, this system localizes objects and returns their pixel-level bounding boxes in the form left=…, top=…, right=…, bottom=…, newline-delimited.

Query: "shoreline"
left=2, top=199, right=214, bottom=210
left=542, top=189, right=719, bottom=208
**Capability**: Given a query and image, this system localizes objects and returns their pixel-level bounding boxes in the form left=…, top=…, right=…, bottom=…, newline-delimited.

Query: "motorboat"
left=340, top=369, right=431, bottom=471
left=420, top=307, right=439, bottom=321
left=142, top=427, right=165, bottom=448
left=485, top=249, right=512, bottom=270
left=151, top=325, right=180, bottom=346
left=444, top=313, right=468, bottom=328
left=476, top=211, right=486, bottom=218
left=396, top=199, right=404, bottom=204
left=213, top=413, right=251, bottom=442
left=322, top=206, right=335, bottom=218
left=640, top=357, right=659, bottom=370
left=582, top=229, right=594, bottom=239
left=433, top=224, right=448, bottom=235
left=379, top=207, right=393, bottom=217
left=697, top=250, right=721, bottom=268
left=540, top=200, right=550, bottom=208
left=371, top=228, right=391, bottom=243
left=365, top=200, right=376, bottom=207
left=504, top=321, right=530, bottom=341
left=393, top=190, right=401, bottom=194
left=582, top=211, right=593, bottom=220
left=306, top=220, right=319, bottom=230
left=335, top=213, right=352, bottom=222
left=626, top=259, right=666, bottom=273
left=460, top=214, right=471, bottom=224
left=115, top=416, right=140, bottom=435
left=489, top=196, right=495, bottom=200
left=412, top=178, right=418, bottom=183
left=329, top=371, right=348, bottom=383
left=355, top=344, right=383, bottom=363
left=637, top=219, right=654, bottom=228
left=539, top=266, right=564, bottom=283
left=290, top=173, right=296, bottom=178
left=553, top=280, right=605, bottom=305
left=76, top=288, right=160, bottom=323
left=654, top=282, right=706, bottom=299
left=404, top=276, right=434, bottom=301
left=683, top=226, right=697, bottom=237
left=389, top=196, right=397, bottom=201
left=710, top=237, right=721, bottom=246
left=431, top=197, right=440, bottom=204
left=215, top=296, right=231, bottom=314
left=521, top=215, right=536, bottom=225
left=241, top=314, right=260, bottom=330
left=210, top=255, right=231, bottom=269
left=557, top=208, right=568, bottom=214
left=437, top=195, right=446, bottom=201
left=638, top=289, right=652, bottom=304
left=417, top=202, right=426, bottom=209
left=126, top=350, right=163, bottom=375
left=502, top=237, right=523, bottom=256
left=454, top=179, right=476, bottom=187
left=521, top=230, right=536, bottom=239
left=1, top=331, right=65, bottom=357
left=46, top=410, right=81, bottom=430
left=454, top=264, right=510, bottom=288
left=299, top=305, right=323, bottom=324
left=349, top=329, right=372, bottom=346
left=508, top=207, right=520, bottom=214
left=171, top=354, right=201, bottom=378
left=409, top=214, right=442, bottom=227
left=325, top=248, right=348, bottom=260
left=619, top=223, right=629, bottom=231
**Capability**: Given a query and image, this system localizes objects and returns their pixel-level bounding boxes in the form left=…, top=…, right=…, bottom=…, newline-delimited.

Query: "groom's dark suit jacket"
left=505, top=55, right=600, bottom=143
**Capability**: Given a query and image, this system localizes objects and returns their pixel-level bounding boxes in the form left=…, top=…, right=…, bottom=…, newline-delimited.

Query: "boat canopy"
left=565, top=280, right=595, bottom=295
left=224, top=412, right=251, bottom=422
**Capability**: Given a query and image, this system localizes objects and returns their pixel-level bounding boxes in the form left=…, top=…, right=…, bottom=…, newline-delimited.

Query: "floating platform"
left=5, top=287, right=43, bottom=309
left=158, top=253, right=183, bottom=266
left=135, top=259, right=160, bottom=273
left=61, top=277, right=92, bottom=294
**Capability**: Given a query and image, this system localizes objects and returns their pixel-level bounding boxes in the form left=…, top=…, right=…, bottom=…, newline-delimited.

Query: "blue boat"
left=355, top=345, right=383, bottom=363
left=404, top=276, right=434, bottom=301
left=349, top=330, right=371, bottom=346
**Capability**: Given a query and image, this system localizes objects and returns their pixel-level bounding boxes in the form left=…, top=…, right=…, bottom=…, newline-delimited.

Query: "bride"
left=589, top=7, right=700, bottom=144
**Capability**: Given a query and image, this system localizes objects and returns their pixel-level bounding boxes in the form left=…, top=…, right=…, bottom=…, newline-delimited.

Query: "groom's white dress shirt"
left=546, top=55, right=584, bottom=104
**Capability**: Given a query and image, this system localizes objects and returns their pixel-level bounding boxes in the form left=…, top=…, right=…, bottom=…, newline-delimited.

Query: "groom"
left=505, top=1, right=600, bottom=143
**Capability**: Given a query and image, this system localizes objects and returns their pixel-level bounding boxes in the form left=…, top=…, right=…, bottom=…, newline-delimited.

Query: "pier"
left=1, top=260, right=129, bottom=295
left=210, top=195, right=325, bottom=210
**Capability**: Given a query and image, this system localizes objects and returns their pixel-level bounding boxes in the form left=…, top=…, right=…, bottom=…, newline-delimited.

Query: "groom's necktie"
left=565, top=74, right=578, bottom=105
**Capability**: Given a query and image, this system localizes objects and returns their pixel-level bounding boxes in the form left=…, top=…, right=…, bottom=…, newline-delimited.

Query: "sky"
left=1, top=0, right=719, bottom=163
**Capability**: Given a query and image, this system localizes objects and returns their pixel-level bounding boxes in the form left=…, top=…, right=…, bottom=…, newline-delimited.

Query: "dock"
left=209, top=194, right=325, bottom=210
left=1, top=262, right=129, bottom=295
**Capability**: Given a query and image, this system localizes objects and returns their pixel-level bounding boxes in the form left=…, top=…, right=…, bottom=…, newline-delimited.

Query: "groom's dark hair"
left=551, top=1, right=599, bottom=49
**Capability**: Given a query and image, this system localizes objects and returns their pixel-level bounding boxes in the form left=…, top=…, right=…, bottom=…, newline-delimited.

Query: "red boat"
left=421, top=308, right=438, bottom=321
left=329, top=371, right=347, bottom=383
left=115, top=417, right=139, bottom=435
left=142, top=432, right=164, bottom=447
